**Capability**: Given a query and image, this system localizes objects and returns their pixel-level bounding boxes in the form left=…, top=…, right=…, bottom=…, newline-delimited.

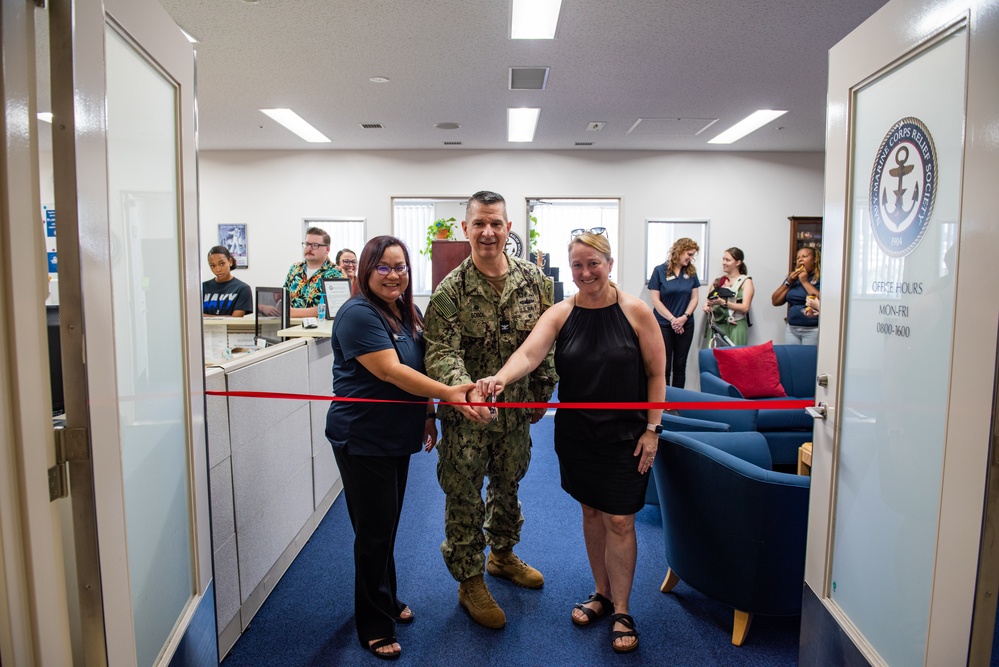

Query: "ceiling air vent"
left=574, top=142, right=593, bottom=146
left=443, top=141, right=462, bottom=146
left=360, top=123, right=384, bottom=129
left=509, top=67, right=550, bottom=91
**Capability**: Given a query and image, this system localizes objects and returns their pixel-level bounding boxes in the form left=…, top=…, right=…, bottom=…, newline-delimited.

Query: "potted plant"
left=422, top=217, right=457, bottom=258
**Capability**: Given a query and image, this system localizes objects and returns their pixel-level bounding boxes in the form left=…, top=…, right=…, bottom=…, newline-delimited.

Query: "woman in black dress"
left=476, top=232, right=665, bottom=654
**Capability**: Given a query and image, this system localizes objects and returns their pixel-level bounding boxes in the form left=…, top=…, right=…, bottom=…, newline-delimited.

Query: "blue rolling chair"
left=652, top=430, right=810, bottom=645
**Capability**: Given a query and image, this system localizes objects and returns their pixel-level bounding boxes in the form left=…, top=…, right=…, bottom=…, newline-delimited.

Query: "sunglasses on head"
left=570, top=227, right=607, bottom=238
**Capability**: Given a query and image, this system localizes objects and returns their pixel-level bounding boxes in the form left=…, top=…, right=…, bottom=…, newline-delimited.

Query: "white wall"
left=198, top=149, right=824, bottom=373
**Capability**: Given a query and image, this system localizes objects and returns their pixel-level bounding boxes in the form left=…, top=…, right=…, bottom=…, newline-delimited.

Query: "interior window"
left=392, top=198, right=465, bottom=295
left=303, top=218, right=366, bottom=267
left=527, top=198, right=620, bottom=299
left=645, top=219, right=709, bottom=284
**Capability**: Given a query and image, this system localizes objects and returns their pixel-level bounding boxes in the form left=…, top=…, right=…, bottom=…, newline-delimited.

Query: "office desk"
left=278, top=318, right=333, bottom=338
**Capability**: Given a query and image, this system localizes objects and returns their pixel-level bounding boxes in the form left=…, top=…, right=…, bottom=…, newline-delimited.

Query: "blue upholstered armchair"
left=698, top=345, right=817, bottom=465
left=645, top=387, right=760, bottom=506
left=652, top=431, right=809, bottom=646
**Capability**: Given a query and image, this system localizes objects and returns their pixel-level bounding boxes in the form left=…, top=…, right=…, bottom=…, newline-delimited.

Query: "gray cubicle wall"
left=206, top=339, right=342, bottom=658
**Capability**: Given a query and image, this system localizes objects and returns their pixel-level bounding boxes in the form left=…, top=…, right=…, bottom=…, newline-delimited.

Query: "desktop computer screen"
left=255, top=287, right=288, bottom=345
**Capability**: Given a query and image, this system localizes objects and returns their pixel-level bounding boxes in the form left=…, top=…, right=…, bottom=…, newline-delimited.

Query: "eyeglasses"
left=570, top=227, right=607, bottom=238
left=302, top=242, right=329, bottom=250
left=374, top=264, right=409, bottom=276
left=340, top=259, right=358, bottom=266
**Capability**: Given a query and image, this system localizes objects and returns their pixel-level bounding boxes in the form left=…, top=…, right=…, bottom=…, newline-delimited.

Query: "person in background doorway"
left=202, top=245, right=253, bottom=317
left=337, top=248, right=359, bottom=288
left=648, top=238, right=700, bottom=387
left=772, top=246, right=821, bottom=345
left=326, top=235, right=487, bottom=660
left=283, top=227, right=344, bottom=318
left=702, top=247, right=754, bottom=347
left=476, top=232, right=665, bottom=654
left=423, top=190, right=558, bottom=631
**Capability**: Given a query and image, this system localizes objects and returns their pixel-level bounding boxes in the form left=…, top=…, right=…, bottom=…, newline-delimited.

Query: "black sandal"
left=572, top=592, right=614, bottom=627
left=366, top=637, right=401, bottom=660
left=395, top=605, right=415, bottom=625
left=609, top=613, right=639, bottom=654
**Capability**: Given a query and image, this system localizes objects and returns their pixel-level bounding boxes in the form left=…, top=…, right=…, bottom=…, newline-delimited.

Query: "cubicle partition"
left=205, top=336, right=341, bottom=657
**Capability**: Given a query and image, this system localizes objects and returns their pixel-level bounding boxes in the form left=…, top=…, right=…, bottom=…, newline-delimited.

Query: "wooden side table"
left=797, top=442, right=813, bottom=476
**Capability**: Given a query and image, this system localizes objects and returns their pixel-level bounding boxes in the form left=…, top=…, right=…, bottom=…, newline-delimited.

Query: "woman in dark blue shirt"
left=325, top=236, right=484, bottom=660
left=771, top=246, right=821, bottom=345
left=648, top=238, right=700, bottom=387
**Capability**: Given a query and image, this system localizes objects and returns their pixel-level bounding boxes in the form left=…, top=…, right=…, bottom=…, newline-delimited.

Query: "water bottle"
left=317, top=295, right=327, bottom=321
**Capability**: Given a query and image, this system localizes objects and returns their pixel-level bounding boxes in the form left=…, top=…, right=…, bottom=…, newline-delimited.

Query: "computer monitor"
left=254, top=286, right=288, bottom=345
left=321, top=278, right=351, bottom=320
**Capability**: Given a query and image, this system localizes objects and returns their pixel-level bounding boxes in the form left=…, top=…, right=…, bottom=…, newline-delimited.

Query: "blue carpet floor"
left=221, top=416, right=799, bottom=665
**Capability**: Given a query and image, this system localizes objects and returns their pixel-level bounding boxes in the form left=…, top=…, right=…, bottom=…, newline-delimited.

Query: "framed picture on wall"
left=218, top=223, right=248, bottom=268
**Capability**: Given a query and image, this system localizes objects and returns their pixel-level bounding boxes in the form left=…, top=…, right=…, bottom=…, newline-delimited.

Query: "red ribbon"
left=204, top=390, right=812, bottom=411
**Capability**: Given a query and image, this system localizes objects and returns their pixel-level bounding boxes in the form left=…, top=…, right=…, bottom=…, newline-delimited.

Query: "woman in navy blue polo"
left=648, top=238, right=700, bottom=387
left=325, top=236, right=484, bottom=659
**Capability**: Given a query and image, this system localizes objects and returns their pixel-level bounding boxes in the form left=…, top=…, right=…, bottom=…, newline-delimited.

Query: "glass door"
left=49, top=0, right=213, bottom=663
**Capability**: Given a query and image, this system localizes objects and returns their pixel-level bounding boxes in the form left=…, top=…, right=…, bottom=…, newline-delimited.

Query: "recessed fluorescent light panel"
left=511, top=0, right=562, bottom=39
left=37, top=112, right=53, bottom=123
left=708, top=109, right=787, bottom=144
left=508, top=108, right=540, bottom=142
left=259, top=108, right=331, bottom=143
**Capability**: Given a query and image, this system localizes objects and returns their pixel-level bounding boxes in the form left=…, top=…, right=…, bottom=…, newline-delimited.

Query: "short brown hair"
left=305, top=226, right=330, bottom=246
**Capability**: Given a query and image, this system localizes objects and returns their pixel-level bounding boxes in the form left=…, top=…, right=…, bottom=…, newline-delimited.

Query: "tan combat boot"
left=458, top=574, right=506, bottom=629
left=486, top=549, right=545, bottom=589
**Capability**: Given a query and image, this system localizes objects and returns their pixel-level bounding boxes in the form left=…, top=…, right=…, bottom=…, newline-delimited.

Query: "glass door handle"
left=806, top=402, right=828, bottom=420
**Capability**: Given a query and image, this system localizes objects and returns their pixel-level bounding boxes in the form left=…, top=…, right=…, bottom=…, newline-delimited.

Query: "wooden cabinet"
left=788, top=216, right=822, bottom=269
left=431, top=240, right=471, bottom=290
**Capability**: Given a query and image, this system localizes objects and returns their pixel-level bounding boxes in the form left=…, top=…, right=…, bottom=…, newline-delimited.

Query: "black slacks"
left=660, top=321, right=695, bottom=388
left=331, top=446, right=411, bottom=646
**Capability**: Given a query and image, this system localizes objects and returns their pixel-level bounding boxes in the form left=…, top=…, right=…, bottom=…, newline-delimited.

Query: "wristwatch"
left=647, top=423, right=663, bottom=434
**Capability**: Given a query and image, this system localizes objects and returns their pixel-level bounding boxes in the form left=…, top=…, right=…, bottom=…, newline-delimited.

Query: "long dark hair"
left=355, top=236, right=420, bottom=336
left=207, top=245, right=236, bottom=270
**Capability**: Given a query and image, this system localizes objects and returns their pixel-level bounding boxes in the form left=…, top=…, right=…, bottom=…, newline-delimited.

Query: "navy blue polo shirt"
left=325, top=295, right=427, bottom=456
left=785, top=277, right=820, bottom=327
left=648, top=263, right=701, bottom=326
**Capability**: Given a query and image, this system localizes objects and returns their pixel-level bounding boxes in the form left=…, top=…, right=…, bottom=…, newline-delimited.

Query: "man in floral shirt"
left=283, top=227, right=343, bottom=317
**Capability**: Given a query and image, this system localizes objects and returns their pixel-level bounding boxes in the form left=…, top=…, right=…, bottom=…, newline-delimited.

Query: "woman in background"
left=648, top=238, right=700, bottom=387
left=702, top=247, right=754, bottom=347
left=326, top=236, right=486, bottom=660
left=202, top=245, right=253, bottom=316
left=337, top=248, right=358, bottom=288
left=771, top=246, right=821, bottom=345
left=476, top=232, right=665, bottom=655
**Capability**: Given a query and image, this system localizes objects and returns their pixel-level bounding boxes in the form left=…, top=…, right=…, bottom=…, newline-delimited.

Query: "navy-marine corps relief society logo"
left=869, top=116, right=937, bottom=258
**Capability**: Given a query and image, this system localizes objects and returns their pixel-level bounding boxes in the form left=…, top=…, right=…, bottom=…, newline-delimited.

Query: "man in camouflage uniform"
left=424, top=190, right=557, bottom=629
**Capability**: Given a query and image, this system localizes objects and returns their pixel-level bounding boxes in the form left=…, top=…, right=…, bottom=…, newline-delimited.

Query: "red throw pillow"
left=712, top=341, right=787, bottom=399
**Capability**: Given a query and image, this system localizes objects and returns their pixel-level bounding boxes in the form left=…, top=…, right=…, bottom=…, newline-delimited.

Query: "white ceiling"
left=157, top=0, right=890, bottom=152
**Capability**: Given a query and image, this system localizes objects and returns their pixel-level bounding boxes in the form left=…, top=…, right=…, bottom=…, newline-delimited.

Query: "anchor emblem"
left=869, top=117, right=936, bottom=258
left=880, top=145, right=919, bottom=228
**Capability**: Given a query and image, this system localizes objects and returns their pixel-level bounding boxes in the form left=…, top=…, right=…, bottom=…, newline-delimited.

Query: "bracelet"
left=684, top=312, right=692, bottom=318
left=783, top=280, right=791, bottom=287
left=426, top=411, right=436, bottom=419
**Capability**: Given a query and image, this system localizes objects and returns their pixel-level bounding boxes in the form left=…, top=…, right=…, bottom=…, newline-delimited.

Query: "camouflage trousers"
left=436, top=416, right=532, bottom=582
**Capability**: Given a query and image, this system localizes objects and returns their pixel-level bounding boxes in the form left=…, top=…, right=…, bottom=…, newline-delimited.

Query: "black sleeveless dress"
left=554, top=296, right=649, bottom=515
